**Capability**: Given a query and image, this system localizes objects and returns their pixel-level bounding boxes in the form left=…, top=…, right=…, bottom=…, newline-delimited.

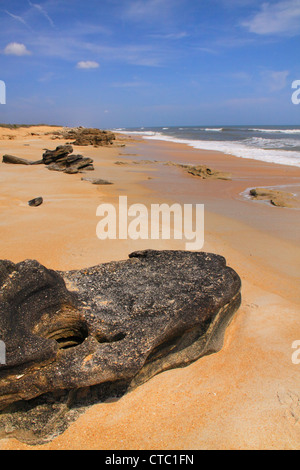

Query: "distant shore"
left=0, top=125, right=299, bottom=450
left=114, top=126, right=300, bottom=168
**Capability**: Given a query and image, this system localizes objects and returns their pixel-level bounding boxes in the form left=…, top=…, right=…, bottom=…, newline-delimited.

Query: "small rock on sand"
left=81, top=177, right=113, bottom=185
left=28, top=197, right=43, bottom=207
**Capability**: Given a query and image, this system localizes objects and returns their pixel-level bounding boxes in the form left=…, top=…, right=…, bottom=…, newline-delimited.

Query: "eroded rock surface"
left=28, top=197, right=43, bottom=207
left=62, top=128, right=116, bottom=147
left=0, top=250, right=241, bottom=443
left=249, top=188, right=300, bottom=208
left=43, top=145, right=94, bottom=173
left=2, top=155, right=42, bottom=165
left=2, top=145, right=95, bottom=175
left=166, top=162, right=231, bottom=180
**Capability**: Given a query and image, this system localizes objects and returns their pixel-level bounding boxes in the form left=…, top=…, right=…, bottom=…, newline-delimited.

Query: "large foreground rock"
left=0, top=250, right=241, bottom=415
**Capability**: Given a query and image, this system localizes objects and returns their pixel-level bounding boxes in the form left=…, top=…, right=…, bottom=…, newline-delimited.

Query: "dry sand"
left=0, top=126, right=299, bottom=450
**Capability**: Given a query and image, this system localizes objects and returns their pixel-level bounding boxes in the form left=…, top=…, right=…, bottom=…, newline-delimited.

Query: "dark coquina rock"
left=42, top=145, right=94, bottom=173
left=0, top=250, right=241, bottom=409
left=2, top=155, right=41, bottom=165
left=3, top=146, right=95, bottom=176
left=42, top=145, right=74, bottom=165
left=28, top=197, right=43, bottom=207
left=62, top=128, right=116, bottom=147
left=0, top=250, right=241, bottom=442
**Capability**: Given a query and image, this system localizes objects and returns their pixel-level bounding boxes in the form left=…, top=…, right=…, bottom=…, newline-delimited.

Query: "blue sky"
left=0, top=0, right=299, bottom=127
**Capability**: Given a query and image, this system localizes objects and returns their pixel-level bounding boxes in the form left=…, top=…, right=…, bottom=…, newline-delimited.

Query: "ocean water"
left=114, top=126, right=300, bottom=167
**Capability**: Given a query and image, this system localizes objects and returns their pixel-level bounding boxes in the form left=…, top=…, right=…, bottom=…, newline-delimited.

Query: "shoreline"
left=0, top=126, right=299, bottom=450
left=114, top=128, right=300, bottom=169
left=117, top=137, right=300, bottom=304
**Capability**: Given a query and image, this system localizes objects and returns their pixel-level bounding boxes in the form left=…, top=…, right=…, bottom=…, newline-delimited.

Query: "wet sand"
left=0, top=127, right=299, bottom=450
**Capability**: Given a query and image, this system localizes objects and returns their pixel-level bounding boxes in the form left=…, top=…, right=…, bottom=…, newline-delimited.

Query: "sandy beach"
left=0, top=125, right=299, bottom=450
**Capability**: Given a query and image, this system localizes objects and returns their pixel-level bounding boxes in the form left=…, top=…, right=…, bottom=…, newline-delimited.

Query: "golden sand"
left=0, top=126, right=299, bottom=450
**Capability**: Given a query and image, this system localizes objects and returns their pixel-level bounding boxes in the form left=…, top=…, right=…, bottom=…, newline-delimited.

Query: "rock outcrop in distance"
left=166, top=162, right=232, bottom=180
left=249, top=188, right=300, bottom=208
left=62, top=127, right=116, bottom=147
left=2, top=145, right=95, bottom=174
left=42, top=145, right=94, bottom=173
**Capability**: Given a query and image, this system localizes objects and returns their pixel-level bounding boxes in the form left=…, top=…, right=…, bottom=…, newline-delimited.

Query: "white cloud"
left=262, top=70, right=290, bottom=91
left=5, top=10, right=31, bottom=29
left=150, top=31, right=188, bottom=40
left=4, top=42, right=31, bottom=56
left=242, top=0, right=300, bottom=35
left=124, top=0, right=176, bottom=23
left=28, top=1, right=55, bottom=27
left=76, top=60, right=99, bottom=69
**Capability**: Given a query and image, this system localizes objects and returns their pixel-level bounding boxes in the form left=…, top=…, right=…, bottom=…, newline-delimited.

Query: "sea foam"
left=116, top=129, right=300, bottom=167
